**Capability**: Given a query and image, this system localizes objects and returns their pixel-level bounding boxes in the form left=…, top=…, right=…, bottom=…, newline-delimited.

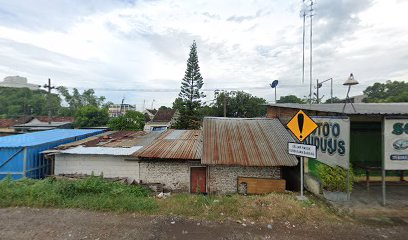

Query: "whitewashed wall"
left=55, top=154, right=140, bottom=179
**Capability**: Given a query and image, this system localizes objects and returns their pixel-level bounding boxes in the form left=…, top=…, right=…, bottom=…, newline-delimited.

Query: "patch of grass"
left=0, top=176, right=157, bottom=213
left=157, top=192, right=339, bottom=223
left=0, top=176, right=340, bottom=223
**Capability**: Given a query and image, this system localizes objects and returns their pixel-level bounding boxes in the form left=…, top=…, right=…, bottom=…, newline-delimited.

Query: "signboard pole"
left=381, top=117, right=386, bottom=206
left=300, top=156, right=304, bottom=198
left=347, top=169, right=350, bottom=201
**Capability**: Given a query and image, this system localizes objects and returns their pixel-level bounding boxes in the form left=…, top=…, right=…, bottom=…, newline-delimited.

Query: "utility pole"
left=43, top=78, right=56, bottom=124
left=302, top=0, right=306, bottom=84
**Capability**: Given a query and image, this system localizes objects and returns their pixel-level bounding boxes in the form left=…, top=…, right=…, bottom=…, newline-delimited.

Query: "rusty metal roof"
left=57, top=131, right=161, bottom=149
left=135, top=129, right=202, bottom=160
left=201, top=117, right=298, bottom=167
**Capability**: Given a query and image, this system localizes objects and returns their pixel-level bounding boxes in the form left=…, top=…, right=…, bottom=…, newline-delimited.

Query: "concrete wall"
left=139, top=160, right=201, bottom=192
left=55, top=154, right=140, bottom=179
left=208, top=166, right=281, bottom=194
left=54, top=154, right=283, bottom=194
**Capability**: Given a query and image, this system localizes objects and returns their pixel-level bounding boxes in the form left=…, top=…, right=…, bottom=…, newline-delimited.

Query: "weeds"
left=0, top=176, right=338, bottom=223
left=0, top=176, right=157, bottom=212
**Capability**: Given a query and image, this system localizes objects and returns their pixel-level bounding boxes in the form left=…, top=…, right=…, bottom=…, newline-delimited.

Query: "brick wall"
left=55, top=154, right=140, bottom=179
left=139, top=160, right=201, bottom=192
left=208, top=166, right=281, bottom=194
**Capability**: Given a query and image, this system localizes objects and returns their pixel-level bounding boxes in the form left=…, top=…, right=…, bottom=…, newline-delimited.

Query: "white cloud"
left=0, top=0, right=407, bottom=107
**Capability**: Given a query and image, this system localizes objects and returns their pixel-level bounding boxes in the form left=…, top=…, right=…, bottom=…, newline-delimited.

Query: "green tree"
left=75, top=105, right=109, bottom=128
left=174, top=41, right=205, bottom=129
left=363, top=80, right=408, bottom=102
left=58, top=87, right=106, bottom=115
left=212, top=91, right=267, bottom=118
left=324, top=97, right=343, bottom=103
left=277, top=95, right=305, bottom=104
left=0, top=87, right=61, bottom=118
left=108, top=110, right=145, bottom=130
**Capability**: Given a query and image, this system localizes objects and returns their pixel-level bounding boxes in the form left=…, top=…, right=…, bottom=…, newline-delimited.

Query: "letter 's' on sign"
left=287, top=110, right=318, bottom=142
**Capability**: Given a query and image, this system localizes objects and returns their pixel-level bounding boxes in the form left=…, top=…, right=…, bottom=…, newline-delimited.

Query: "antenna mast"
left=309, top=0, right=314, bottom=105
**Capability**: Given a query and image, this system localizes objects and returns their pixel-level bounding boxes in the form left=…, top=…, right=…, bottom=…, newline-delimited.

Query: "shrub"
left=317, top=164, right=354, bottom=192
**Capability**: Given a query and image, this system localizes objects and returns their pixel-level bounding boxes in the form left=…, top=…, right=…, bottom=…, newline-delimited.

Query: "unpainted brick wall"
left=208, top=166, right=281, bottom=194
left=139, top=160, right=201, bottom=192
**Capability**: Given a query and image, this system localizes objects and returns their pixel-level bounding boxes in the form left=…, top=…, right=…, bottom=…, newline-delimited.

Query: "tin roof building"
left=0, top=129, right=104, bottom=179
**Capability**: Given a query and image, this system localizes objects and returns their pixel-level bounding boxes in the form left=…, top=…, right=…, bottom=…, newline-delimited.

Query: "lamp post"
left=316, top=78, right=333, bottom=104
left=342, top=73, right=359, bottom=113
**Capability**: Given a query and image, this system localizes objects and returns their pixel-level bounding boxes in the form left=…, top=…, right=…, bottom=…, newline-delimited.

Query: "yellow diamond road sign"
left=286, top=110, right=318, bottom=142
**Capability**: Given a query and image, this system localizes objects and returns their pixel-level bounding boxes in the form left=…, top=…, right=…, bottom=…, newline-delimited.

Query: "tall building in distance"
left=108, top=103, right=137, bottom=117
left=0, top=76, right=41, bottom=90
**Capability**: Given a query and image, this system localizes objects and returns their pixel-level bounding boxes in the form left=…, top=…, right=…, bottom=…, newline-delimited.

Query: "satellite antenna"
left=269, top=80, right=279, bottom=103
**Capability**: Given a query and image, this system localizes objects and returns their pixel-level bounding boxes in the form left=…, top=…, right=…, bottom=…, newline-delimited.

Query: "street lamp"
left=316, top=78, right=333, bottom=104
left=342, top=73, right=359, bottom=112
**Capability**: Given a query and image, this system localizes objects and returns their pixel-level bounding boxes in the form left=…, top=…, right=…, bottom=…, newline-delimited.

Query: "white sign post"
left=382, top=117, right=408, bottom=205
left=288, top=143, right=317, bottom=200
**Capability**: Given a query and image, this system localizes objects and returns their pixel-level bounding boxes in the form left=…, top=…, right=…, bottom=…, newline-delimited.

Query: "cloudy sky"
left=0, top=0, right=407, bottom=108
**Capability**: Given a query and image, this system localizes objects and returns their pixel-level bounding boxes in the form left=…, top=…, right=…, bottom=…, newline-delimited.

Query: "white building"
left=0, top=76, right=40, bottom=90
left=108, top=103, right=137, bottom=117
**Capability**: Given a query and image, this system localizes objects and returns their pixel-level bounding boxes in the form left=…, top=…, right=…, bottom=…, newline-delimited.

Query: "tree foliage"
left=277, top=95, right=305, bottom=104
left=363, top=80, right=408, bottom=102
left=174, top=41, right=205, bottom=129
left=211, top=91, right=267, bottom=118
left=108, top=110, right=145, bottom=131
left=324, top=97, right=343, bottom=104
left=0, top=87, right=61, bottom=118
left=58, top=87, right=106, bottom=115
left=75, top=106, right=109, bottom=128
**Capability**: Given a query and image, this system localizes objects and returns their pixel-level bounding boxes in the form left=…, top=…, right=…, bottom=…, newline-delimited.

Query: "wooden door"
left=190, top=167, right=206, bottom=193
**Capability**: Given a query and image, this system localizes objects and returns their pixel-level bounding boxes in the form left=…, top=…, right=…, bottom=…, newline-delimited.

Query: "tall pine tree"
left=174, top=41, right=205, bottom=129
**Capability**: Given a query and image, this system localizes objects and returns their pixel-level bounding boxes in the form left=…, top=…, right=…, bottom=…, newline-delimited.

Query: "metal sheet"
left=0, top=129, right=105, bottom=148
left=136, top=129, right=202, bottom=160
left=270, top=103, right=408, bottom=115
left=201, top=117, right=298, bottom=167
left=60, top=146, right=142, bottom=156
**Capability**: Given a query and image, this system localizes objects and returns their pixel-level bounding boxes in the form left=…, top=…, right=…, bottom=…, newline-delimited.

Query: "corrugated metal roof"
left=57, top=131, right=159, bottom=148
left=201, top=117, right=298, bottom=167
left=135, top=129, right=201, bottom=160
left=60, top=146, right=142, bottom=156
left=0, top=129, right=104, bottom=148
left=269, top=103, right=408, bottom=115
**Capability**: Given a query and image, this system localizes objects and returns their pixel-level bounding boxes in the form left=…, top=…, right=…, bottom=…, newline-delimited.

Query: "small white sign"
left=288, top=142, right=317, bottom=158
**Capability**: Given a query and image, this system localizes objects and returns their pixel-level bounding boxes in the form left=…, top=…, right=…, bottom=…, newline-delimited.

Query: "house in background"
left=13, top=116, right=75, bottom=132
left=0, top=117, right=31, bottom=136
left=144, top=108, right=178, bottom=132
left=144, top=109, right=157, bottom=122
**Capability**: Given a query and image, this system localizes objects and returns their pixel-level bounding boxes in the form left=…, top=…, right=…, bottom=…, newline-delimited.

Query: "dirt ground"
left=0, top=208, right=406, bottom=240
